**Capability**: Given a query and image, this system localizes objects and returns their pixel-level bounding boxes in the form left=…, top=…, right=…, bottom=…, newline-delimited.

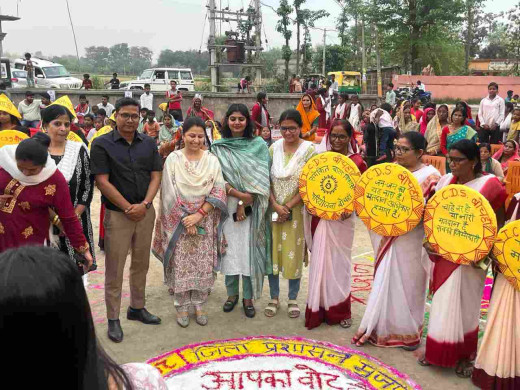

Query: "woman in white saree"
left=421, top=139, right=506, bottom=378
left=352, top=132, right=441, bottom=349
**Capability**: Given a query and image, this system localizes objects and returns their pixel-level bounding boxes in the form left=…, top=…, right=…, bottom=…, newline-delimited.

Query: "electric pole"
left=254, top=0, right=262, bottom=86
left=209, top=0, right=218, bottom=92
left=322, top=28, right=326, bottom=76
left=361, top=19, right=367, bottom=94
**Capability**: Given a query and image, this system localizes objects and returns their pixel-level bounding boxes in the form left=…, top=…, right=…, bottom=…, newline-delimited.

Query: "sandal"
left=340, top=318, right=353, bottom=328
left=287, top=300, right=300, bottom=318
left=455, top=359, right=474, bottom=378
left=176, top=312, right=190, bottom=328
left=417, top=356, right=431, bottom=367
left=264, top=299, right=280, bottom=317
left=196, top=312, right=208, bottom=326
left=351, top=332, right=369, bottom=347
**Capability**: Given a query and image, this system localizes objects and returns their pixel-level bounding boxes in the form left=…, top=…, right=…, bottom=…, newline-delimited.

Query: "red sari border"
left=304, top=294, right=351, bottom=330
left=472, top=367, right=520, bottom=390
left=425, top=327, right=479, bottom=367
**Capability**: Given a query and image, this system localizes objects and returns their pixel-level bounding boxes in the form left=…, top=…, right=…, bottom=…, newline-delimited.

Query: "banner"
left=0, top=130, right=29, bottom=148
left=424, top=184, right=497, bottom=265
left=354, top=163, right=424, bottom=236
left=492, top=220, right=520, bottom=290
left=299, top=152, right=361, bottom=220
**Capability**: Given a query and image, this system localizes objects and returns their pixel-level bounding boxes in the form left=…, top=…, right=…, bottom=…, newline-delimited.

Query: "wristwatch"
left=238, top=200, right=244, bottom=206
left=142, top=201, right=152, bottom=209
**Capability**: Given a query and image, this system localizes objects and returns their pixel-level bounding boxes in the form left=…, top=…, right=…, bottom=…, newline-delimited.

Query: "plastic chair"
left=490, top=144, right=502, bottom=156
left=421, top=155, right=446, bottom=176
left=505, top=161, right=520, bottom=208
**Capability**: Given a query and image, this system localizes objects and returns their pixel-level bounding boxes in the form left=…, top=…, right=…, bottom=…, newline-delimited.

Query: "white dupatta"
left=56, top=141, right=88, bottom=183
left=0, top=144, right=57, bottom=186
left=271, top=139, right=314, bottom=180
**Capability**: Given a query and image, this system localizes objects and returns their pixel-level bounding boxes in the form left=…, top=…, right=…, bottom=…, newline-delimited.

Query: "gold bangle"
left=227, top=187, right=233, bottom=195
left=52, top=215, right=59, bottom=225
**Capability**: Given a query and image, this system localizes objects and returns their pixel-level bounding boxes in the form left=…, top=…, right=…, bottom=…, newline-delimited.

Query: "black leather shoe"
left=223, top=296, right=239, bottom=312
left=108, top=319, right=123, bottom=343
left=243, top=299, right=256, bottom=318
left=127, top=307, right=161, bottom=324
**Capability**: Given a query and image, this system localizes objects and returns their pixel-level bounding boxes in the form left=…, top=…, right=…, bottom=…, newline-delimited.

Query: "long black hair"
left=221, top=103, right=254, bottom=139
left=0, top=247, right=133, bottom=389
left=41, top=104, right=74, bottom=127
left=449, top=139, right=482, bottom=176
left=15, top=132, right=50, bottom=166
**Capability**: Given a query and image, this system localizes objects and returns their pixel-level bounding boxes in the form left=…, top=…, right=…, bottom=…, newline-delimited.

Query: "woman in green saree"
left=440, top=107, right=477, bottom=172
left=211, top=104, right=271, bottom=318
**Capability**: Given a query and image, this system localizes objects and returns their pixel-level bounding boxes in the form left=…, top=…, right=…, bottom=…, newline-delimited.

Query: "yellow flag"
left=0, top=94, right=22, bottom=120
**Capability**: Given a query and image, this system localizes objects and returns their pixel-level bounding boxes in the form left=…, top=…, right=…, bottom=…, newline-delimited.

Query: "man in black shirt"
left=107, top=72, right=120, bottom=89
left=91, top=97, right=162, bottom=343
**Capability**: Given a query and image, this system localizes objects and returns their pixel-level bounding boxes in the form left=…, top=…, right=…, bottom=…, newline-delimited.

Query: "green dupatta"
left=210, top=136, right=271, bottom=299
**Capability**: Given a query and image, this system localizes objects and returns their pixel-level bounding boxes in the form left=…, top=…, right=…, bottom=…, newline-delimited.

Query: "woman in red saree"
left=421, top=139, right=506, bottom=377
left=305, top=119, right=367, bottom=330
left=492, top=140, right=520, bottom=177
left=0, top=133, right=92, bottom=268
left=186, top=94, right=214, bottom=122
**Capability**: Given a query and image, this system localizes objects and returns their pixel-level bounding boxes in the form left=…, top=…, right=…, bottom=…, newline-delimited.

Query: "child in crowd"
left=143, top=109, right=160, bottom=141
left=87, top=116, right=105, bottom=141
left=512, top=94, right=519, bottom=103
left=159, top=114, right=180, bottom=145
left=82, top=114, right=94, bottom=138
left=91, top=105, right=99, bottom=117
left=507, top=107, right=520, bottom=142
left=75, top=95, right=90, bottom=125
left=81, top=74, right=93, bottom=90
left=97, top=108, right=107, bottom=124
left=106, top=114, right=116, bottom=129
left=137, top=107, right=148, bottom=133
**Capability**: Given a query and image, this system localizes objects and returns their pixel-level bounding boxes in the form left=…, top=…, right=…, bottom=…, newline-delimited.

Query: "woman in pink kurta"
left=421, top=139, right=506, bottom=377
left=0, top=133, right=91, bottom=265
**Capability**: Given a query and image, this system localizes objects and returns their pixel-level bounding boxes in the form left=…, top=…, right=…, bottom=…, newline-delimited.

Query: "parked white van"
left=119, top=68, right=195, bottom=91
left=13, top=57, right=82, bottom=89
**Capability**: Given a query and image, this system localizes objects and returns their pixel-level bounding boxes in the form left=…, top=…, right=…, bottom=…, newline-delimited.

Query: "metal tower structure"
left=207, top=0, right=263, bottom=92
left=0, top=14, right=20, bottom=61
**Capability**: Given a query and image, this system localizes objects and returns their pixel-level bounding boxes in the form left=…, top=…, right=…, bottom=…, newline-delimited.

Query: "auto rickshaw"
left=328, top=71, right=361, bottom=94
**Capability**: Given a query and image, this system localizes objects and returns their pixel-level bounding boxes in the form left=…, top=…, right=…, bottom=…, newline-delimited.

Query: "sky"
left=0, top=0, right=514, bottom=60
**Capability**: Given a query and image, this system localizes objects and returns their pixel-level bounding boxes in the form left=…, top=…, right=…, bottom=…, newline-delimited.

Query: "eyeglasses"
left=329, top=134, right=348, bottom=141
left=395, top=146, right=413, bottom=154
left=119, top=113, right=140, bottom=121
left=280, top=126, right=299, bottom=133
left=447, top=156, right=468, bottom=164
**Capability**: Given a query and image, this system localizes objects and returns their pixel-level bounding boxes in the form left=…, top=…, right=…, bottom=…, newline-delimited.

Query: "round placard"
left=354, top=163, right=424, bottom=236
left=424, top=184, right=497, bottom=265
left=67, top=131, right=83, bottom=143
left=299, top=152, right=361, bottom=220
left=0, top=130, right=29, bottom=147
left=492, top=220, right=520, bottom=291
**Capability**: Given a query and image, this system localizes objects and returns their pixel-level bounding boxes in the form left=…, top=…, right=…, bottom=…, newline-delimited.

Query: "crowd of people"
left=0, top=77, right=518, bottom=389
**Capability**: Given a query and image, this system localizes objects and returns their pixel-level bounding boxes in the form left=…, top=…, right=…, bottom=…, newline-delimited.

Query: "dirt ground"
left=87, top=189, right=477, bottom=389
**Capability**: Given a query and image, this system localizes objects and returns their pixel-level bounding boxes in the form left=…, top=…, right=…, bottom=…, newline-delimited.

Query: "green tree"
left=276, top=0, right=293, bottom=81
left=84, top=46, right=110, bottom=73
left=506, top=2, right=520, bottom=75
left=479, top=23, right=509, bottom=59
left=109, top=43, right=130, bottom=74
left=384, top=0, right=464, bottom=74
